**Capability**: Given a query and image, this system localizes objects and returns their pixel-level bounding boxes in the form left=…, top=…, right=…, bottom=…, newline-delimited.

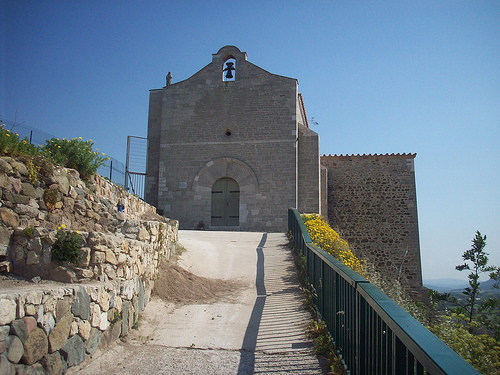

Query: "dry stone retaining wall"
left=0, top=156, right=178, bottom=373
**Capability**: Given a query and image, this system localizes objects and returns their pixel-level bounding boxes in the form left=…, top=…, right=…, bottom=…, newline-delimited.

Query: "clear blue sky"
left=1, top=1, right=499, bottom=281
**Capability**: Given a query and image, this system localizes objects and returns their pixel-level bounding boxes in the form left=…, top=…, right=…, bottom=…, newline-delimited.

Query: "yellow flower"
left=57, top=145, right=61, bottom=148
left=76, top=230, right=80, bottom=234
left=61, top=224, right=66, bottom=228
left=79, top=137, right=82, bottom=140
left=101, top=152, right=105, bottom=156
left=6, top=133, right=10, bottom=137
left=57, top=226, right=61, bottom=230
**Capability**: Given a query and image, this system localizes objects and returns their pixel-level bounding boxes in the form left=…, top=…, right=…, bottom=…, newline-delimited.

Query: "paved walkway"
left=69, top=231, right=325, bottom=374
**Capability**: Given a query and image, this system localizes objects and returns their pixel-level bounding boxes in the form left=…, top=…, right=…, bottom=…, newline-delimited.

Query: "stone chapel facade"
left=146, top=46, right=422, bottom=288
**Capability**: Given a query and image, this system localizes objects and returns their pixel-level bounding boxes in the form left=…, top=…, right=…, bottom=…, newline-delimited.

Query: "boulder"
left=85, top=328, right=101, bottom=355
left=9, top=319, right=28, bottom=343
left=40, top=352, right=64, bottom=375
left=7, top=335, right=24, bottom=364
left=48, top=312, right=72, bottom=353
left=71, top=287, right=90, bottom=320
left=60, top=334, right=85, bottom=368
left=21, top=327, right=48, bottom=366
left=0, top=208, right=19, bottom=227
left=0, top=355, right=15, bottom=375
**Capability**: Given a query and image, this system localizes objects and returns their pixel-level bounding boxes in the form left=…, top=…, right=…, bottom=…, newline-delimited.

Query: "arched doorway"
left=211, top=178, right=240, bottom=226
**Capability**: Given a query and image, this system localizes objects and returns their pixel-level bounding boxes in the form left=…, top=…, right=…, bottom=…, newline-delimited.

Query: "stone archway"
left=192, top=158, right=259, bottom=228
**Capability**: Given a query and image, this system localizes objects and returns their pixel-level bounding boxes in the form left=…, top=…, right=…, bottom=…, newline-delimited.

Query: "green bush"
left=0, top=125, right=40, bottom=157
left=51, top=225, right=83, bottom=264
left=44, top=137, right=109, bottom=181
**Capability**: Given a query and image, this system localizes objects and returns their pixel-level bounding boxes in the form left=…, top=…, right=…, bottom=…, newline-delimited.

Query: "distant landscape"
left=424, top=278, right=499, bottom=293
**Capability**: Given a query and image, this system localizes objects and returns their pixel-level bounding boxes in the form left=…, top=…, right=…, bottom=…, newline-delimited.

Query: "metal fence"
left=288, top=208, right=480, bottom=375
left=2, top=119, right=128, bottom=190
left=125, top=136, right=147, bottom=199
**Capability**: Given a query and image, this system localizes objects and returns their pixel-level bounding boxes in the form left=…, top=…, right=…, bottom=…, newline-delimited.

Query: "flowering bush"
left=0, top=124, right=39, bottom=157
left=302, top=214, right=364, bottom=274
left=44, top=137, right=109, bottom=181
left=51, top=224, right=83, bottom=264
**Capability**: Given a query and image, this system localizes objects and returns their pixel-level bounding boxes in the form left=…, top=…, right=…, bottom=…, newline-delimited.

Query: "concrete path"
left=68, top=231, right=325, bottom=374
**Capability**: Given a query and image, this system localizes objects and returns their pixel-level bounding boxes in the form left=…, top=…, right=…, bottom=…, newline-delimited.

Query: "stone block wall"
left=0, top=156, right=179, bottom=372
left=321, top=154, right=422, bottom=289
left=0, top=280, right=147, bottom=374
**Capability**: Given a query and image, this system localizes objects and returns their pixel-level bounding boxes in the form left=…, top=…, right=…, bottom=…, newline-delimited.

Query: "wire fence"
left=1, top=118, right=129, bottom=191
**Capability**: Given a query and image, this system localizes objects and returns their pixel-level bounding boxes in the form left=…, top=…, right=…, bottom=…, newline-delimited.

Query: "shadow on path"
left=237, top=233, right=267, bottom=374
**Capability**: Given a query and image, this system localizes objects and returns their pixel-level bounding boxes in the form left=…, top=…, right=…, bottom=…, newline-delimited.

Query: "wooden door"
left=211, top=178, right=240, bottom=226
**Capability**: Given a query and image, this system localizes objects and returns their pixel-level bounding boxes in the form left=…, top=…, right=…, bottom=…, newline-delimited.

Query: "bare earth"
left=67, top=231, right=326, bottom=374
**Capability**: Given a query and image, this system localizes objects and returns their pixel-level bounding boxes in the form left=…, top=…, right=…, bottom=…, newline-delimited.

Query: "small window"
left=223, top=58, right=235, bottom=82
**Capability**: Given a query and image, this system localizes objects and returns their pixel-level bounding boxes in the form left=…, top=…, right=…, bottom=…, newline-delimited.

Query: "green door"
left=211, top=178, right=240, bottom=226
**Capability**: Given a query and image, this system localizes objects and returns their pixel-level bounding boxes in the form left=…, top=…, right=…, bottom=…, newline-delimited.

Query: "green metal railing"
left=288, top=208, right=480, bottom=375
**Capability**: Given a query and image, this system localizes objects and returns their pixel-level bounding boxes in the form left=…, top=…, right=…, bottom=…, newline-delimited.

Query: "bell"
left=224, top=62, right=234, bottom=79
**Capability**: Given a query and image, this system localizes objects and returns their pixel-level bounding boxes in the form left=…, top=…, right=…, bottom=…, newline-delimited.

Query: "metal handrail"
left=288, top=207, right=480, bottom=375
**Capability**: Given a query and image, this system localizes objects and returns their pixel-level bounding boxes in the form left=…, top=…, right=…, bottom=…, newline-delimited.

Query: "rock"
left=20, top=184, right=36, bottom=198
left=30, top=276, right=41, bottom=284
left=42, top=313, right=55, bottom=336
left=91, top=251, right=105, bottom=264
left=0, top=158, right=13, bottom=174
left=15, top=362, right=45, bottom=374
left=55, top=298, right=71, bottom=323
left=21, top=327, right=48, bottom=365
left=104, top=249, right=117, bottom=265
left=85, top=328, right=101, bottom=355
left=15, top=204, right=39, bottom=218
left=78, top=247, right=91, bottom=267
left=48, top=266, right=76, bottom=283
left=22, top=317, right=37, bottom=335
left=69, top=321, right=78, bottom=337
left=0, top=355, right=15, bottom=375
left=78, top=320, right=91, bottom=341
left=71, top=287, right=90, bottom=320
left=47, top=172, right=70, bottom=196
left=98, top=323, right=121, bottom=350
left=98, top=291, right=110, bottom=312
left=137, top=226, right=150, bottom=241
left=0, top=326, right=10, bottom=341
left=99, top=312, right=109, bottom=331
left=121, top=300, right=129, bottom=336
left=9, top=319, right=28, bottom=343
left=27, top=238, right=42, bottom=253
left=0, top=341, right=6, bottom=354
left=40, top=352, right=64, bottom=375
left=90, top=303, right=101, bottom=328
left=25, top=291, right=42, bottom=306
left=0, top=299, right=17, bottom=325
left=0, top=226, right=13, bottom=256
left=60, top=334, right=85, bottom=368
left=0, top=208, right=19, bottom=227
left=48, top=312, right=72, bottom=353
left=7, top=335, right=24, bottom=363
left=26, top=251, right=39, bottom=265
left=10, top=160, right=28, bottom=176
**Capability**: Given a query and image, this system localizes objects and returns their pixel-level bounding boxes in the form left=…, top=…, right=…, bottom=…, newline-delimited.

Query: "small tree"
left=455, top=231, right=497, bottom=326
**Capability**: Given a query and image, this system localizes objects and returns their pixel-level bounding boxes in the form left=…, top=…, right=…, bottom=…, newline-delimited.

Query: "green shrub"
left=0, top=125, right=40, bottom=157
left=43, top=137, right=109, bottom=181
left=51, top=225, right=83, bottom=264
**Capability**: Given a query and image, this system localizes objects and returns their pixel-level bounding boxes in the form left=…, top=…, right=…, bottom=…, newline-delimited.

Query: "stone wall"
left=0, top=156, right=179, bottom=372
left=321, top=154, right=422, bottom=290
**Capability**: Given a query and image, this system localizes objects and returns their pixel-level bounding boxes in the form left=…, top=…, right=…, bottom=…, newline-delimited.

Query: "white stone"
left=0, top=299, right=16, bottom=325
left=99, top=312, right=109, bottom=331
left=35, top=304, right=44, bottom=325
left=16, top=299, right=25, bottom=319
left=26, top=251, right=39, bottom=265
left=90, top=303, right=101, bottom=328
left=43, top=312, right=55, bottom=335
left=98, top=292, right=110, bottom=312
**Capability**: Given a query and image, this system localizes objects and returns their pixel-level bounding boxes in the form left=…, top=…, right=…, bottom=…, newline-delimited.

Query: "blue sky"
left=1, top=1, right=499, bottom=281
